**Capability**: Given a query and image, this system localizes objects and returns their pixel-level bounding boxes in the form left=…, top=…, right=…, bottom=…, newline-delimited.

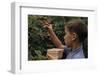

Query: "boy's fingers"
left=39, top=21, right=48, bottom=28
left=43, top=25, right=48, bottom=28
left=47, top=53, right=57, bottom=60
left=40, top=20, right=48, bottom=26
left=46, top=53, right=53, bottom=59
left=39, top=20, right=53, bottom=29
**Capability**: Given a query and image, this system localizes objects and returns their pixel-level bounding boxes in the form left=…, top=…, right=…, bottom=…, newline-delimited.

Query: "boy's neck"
left=71, top=42, right=82, bottom=49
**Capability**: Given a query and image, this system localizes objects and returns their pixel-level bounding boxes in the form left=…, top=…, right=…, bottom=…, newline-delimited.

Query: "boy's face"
left=64, top=27, right=77, bottom=47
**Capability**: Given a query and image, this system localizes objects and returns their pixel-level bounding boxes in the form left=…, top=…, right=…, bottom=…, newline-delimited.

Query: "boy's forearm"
left=48, top=28, right=64, bottom=48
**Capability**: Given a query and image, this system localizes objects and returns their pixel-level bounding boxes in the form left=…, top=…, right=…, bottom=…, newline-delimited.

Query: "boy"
left=41, top=19, right=87, bottom=59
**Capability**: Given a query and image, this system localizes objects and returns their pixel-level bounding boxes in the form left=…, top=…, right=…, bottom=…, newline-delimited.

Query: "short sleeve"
left=62, top=46, right=71, bottom=59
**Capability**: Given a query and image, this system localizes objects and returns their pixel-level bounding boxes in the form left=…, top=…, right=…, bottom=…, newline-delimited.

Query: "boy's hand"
left=39, top=18, right=64, bottom=49
left=47, top=48, right=64, bottom=60
left=47, top=53, right=58, bottom=60
left=40, top=19, right=53, bottom=30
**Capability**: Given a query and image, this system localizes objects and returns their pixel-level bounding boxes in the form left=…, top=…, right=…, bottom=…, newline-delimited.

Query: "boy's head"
left=64, top=19, right=87, bottom=48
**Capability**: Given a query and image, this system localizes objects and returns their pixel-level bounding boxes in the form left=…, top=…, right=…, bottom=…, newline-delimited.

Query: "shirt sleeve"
left=62, top=46, right=71, bottom=59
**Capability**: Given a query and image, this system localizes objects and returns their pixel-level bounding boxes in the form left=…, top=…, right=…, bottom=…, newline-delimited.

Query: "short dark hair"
left=65, top=19, right=87, bottom=42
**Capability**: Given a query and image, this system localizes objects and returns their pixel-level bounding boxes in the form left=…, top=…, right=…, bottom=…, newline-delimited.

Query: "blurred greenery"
left=28, top=15, right=88, bottom=60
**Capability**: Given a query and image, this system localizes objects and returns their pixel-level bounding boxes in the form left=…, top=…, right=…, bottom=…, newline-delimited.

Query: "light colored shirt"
left=63, top=46, right=85, bottom=59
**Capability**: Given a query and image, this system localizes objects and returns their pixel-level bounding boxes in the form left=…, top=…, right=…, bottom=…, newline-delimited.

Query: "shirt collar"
left=71, top=45, right=83, bottom=53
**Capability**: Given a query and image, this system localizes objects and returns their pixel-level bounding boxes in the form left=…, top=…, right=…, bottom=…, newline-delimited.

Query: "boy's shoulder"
left=72, top=49, right=85, bottom=59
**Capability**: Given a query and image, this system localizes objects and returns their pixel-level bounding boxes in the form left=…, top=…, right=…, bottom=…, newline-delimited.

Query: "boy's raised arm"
left=41, top=20, right=65, bottom=49
left=48, top=27, right=65, bottom=48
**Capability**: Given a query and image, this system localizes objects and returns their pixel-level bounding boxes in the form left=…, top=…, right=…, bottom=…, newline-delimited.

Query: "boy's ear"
left=72, top=33, right=77, bottom=41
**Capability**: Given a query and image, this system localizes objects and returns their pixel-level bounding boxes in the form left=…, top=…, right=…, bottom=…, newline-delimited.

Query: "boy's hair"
left=65, top=19, right=87, bottom=43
